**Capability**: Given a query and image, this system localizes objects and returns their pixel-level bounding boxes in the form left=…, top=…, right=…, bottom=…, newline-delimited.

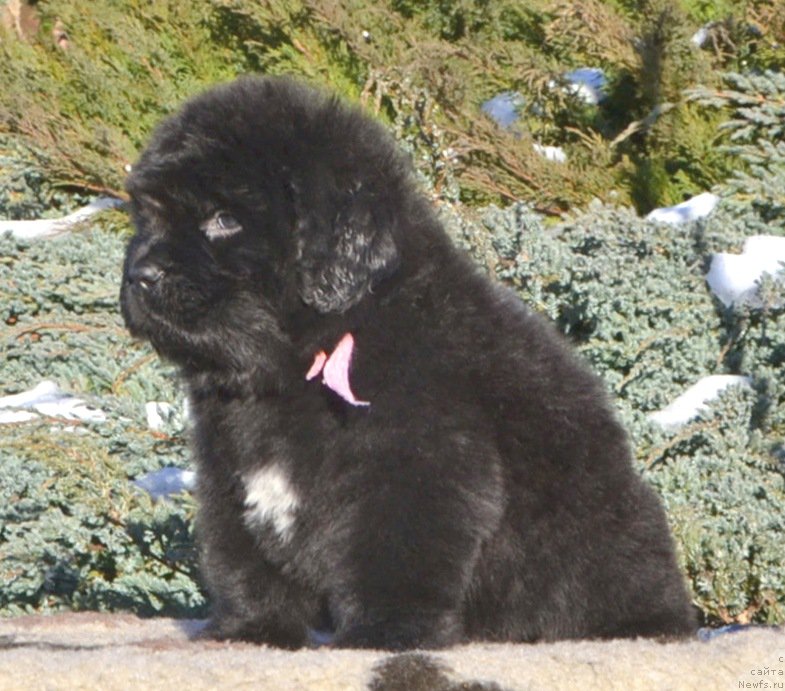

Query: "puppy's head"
left=121, top=77, right=405, bottom=372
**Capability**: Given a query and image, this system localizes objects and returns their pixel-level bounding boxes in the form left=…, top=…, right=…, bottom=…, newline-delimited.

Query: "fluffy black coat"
left=120, top=76, right=696, bottom=650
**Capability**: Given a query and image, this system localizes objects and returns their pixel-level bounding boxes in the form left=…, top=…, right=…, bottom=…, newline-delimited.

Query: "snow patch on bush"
left=0, top=380, right=106, bottom=424
left=133, top=467, right=196, bottom=501
left=1, top=197, right=122, bottom=239
left=706, top=235, right=785, bottom=307
left=649, top=375, right=752, bottom=430
left=646, top=192, right=719, bottom=225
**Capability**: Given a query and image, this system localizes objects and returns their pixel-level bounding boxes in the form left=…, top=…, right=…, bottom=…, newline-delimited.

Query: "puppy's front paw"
left=202, top=614, right=309, bottom=649
left=333, top=615, right=461, bottom=651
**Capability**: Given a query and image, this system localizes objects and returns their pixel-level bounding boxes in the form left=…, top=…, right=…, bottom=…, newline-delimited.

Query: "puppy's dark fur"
left=120, top=76, right=696, bottom=649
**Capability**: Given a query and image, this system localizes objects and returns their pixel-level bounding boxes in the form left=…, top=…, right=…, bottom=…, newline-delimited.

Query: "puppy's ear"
left=292, top=179, right=399, bottom=313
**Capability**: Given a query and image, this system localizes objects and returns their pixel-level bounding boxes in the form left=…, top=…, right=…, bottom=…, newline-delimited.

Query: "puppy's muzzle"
left=126, top=262, right=165, bottom=291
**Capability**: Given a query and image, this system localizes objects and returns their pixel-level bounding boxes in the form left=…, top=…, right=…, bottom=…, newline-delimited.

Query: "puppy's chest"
left=192, top=393, right=337, bottom=548
left=241, top=462, right=302, bottom=544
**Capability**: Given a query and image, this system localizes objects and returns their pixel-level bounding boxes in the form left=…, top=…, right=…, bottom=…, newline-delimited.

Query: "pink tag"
left=306, top=351, right=327, bottom=381
left=305, top=333, right=370, bottom=407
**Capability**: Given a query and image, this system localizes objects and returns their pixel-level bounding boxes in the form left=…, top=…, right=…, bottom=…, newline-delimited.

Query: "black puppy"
left=121, top=76, right=696, bottom=649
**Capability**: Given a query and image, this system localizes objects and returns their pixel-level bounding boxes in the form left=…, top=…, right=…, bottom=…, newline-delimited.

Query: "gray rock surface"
left=0, top=613, right=782, bottom=690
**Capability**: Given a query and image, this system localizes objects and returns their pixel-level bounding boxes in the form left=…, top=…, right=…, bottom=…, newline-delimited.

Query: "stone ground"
left=0, top=613, right=782, bottom=690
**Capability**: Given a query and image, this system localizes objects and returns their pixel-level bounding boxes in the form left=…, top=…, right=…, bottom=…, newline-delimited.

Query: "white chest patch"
left=243, top=464, right=300, bottom=542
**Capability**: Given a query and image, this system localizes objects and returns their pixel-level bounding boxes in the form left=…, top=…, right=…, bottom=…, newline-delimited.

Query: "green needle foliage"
left=1, top=217, right=205, bottom=617
left=1, top=0, right=783, bottom=626
left=0, top=0, right=783, bottom=211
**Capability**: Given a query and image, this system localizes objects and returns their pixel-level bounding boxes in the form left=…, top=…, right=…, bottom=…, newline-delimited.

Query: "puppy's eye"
left=200, top=211, right=243, bottom=240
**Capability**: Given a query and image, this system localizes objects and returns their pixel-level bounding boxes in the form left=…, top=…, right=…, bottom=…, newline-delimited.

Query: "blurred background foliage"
left=1, top=0, right=784, bottom=212
left=1, top=0, right=784, bottom=627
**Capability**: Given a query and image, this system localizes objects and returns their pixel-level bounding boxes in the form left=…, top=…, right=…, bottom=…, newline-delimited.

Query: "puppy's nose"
left=127, top=263, right=164, bottom=290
